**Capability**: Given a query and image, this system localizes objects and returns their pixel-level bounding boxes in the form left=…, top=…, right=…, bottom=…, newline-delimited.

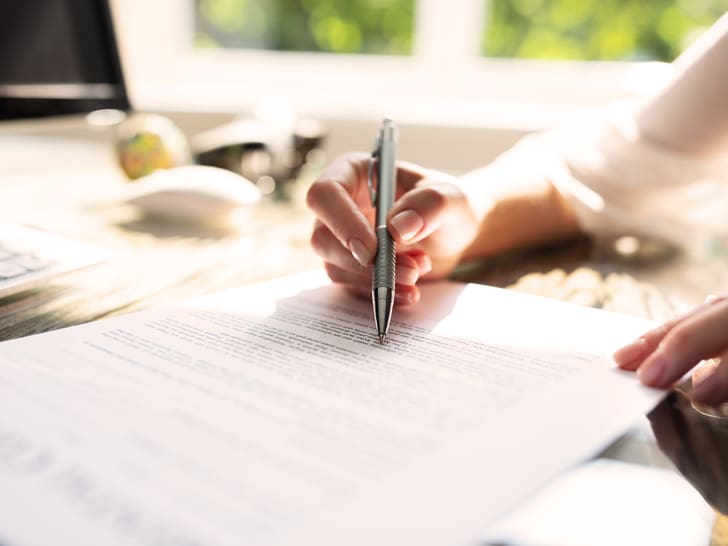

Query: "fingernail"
left=613, top=337, right=649, bottom=367
left=390, top=210, right=424, bottom=242
left=637, top=353, right=667, bottom=385
left=348, top=237, right=371, bottom=266
left=693, top=360, right=719, bottom=386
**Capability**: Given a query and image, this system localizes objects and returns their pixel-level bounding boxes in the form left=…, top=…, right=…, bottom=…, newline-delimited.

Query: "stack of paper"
left=0, top=271, right=666, bottom=545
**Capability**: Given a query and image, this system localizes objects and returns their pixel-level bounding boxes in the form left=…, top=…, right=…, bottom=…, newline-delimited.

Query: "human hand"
left=613, top=295, right=728, bottom=405
left=306, top=152, right=479, bottom=305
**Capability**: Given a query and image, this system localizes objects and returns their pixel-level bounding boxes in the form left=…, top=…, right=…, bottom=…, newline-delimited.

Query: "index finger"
left=614, top=295, right=728, bottom=370
left=637, top=298, right=728, bottom=388
left=306, top=153, right=377, bottom=265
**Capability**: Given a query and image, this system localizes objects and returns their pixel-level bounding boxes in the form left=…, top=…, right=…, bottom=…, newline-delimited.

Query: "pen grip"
left=373, top=225, right=396, bottom=289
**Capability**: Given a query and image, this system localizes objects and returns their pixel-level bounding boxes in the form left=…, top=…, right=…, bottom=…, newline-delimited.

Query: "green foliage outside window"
left=195, top=0, right=414, bottom=54
left=195, top=0, right=725, bottom=61
left=484, top=0, right=726, bottom=61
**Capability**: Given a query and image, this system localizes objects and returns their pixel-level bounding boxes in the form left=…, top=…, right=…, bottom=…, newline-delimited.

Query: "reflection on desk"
left=482, top=458, right=714, bottom=546
left=650, top=391, right=728, bottom=542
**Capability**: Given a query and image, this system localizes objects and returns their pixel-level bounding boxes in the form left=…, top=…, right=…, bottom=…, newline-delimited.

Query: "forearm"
left=635, top=11, right=728, bottom=156
left=447, top=13, right=728, bottom=266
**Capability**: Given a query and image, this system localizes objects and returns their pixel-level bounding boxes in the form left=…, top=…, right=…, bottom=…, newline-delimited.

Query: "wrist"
left=456, top=150, right=582, bottom=260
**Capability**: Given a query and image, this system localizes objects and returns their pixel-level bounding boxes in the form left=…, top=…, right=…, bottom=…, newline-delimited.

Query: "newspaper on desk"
left=0, top=270, right=666, bottom=546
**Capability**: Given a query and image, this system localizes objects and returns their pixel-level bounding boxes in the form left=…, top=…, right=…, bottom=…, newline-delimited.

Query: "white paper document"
left=0, top=270, right=666, bottom=546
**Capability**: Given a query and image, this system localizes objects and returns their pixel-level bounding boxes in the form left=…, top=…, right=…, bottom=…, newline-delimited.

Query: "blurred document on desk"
left=0, top=271, right=665, bottom=546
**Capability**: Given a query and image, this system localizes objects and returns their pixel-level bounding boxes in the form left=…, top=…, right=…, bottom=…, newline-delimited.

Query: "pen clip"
left=367, top=137, right=380, bottom=206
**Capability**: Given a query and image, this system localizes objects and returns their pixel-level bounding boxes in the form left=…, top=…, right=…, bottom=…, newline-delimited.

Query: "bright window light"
left=195, top=0, right=415, bottom=55
left=111, top=0, right=725, bottom=128
left=483, top=0, right=726, bottom=61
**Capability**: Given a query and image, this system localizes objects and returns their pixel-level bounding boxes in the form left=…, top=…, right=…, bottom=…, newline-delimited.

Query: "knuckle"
left=310, top=223, right=329, bottom=255
left=662, top=327, right=692, bottom=360
left=305, top=179, right=333, bottom=211
left=323, top=262, right=344, bottom=282
left=418, top=185, right=449, bottom=213
left=307, top=152, right=371, bottom=213
left=341, top=151, right=369, bottom=167
left=343, top=152, right=369, bottom=179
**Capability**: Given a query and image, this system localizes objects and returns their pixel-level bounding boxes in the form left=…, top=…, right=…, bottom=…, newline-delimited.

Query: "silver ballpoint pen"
left=368, top=118, right=397, bottom=343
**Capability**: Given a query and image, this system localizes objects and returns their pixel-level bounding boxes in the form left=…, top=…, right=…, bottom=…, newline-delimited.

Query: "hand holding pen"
left=305, top=125, right=480, bottom=308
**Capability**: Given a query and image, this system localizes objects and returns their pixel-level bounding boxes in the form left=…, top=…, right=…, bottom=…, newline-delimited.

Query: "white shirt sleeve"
left=524, top=12, right=728, bottom=249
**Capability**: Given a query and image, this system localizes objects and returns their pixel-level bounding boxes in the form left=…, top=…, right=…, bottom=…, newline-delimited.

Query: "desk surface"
left=2, top=121, right=727, bottom=544
left=0, top=124, right=321, bottom=340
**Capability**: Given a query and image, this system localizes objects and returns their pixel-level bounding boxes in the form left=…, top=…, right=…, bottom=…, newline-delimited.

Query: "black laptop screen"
left=0, top=0, right=129, bottom=119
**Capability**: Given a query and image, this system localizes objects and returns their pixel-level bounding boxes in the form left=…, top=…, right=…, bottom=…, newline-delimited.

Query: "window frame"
left=110, top=0, right=671, bottom=130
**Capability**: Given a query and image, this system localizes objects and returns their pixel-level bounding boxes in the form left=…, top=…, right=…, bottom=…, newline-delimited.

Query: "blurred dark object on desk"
left=0, top=0, right=129, bottom=120
left=650, top=390, right=728, bottom=513
left=192, top=114, right=327, bottom=200
left=649, top=390, right=728, bottom=544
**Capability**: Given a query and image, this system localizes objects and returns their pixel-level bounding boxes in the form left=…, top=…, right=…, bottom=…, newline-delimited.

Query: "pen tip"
left=379, top=334, right=385, bottom=344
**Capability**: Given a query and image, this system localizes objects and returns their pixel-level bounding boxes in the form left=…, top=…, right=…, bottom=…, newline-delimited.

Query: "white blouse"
left=527, top=11, right=728, bottom=250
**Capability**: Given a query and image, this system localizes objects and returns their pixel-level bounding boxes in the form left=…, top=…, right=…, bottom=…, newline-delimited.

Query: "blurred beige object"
left=116, top=113, right=191, bottom=179
left=710, top=514, right=728, bottom=546
left=713, top=514, right=728, bottom=546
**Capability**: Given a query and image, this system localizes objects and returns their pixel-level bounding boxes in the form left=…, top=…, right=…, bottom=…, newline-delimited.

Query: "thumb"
left=388, top=181, right=466, bottom=245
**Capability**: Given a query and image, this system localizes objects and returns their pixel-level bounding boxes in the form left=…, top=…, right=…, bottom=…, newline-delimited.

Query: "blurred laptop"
left=0, top=223, right=109, bottom=299
left=0, top=0, right=129, bottom=121
left=0, top=0, right=127, bottom=297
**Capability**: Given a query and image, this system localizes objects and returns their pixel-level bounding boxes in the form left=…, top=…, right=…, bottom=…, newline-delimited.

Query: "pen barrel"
left=375, top=123, right=396, bottom=227
left=374, top=225, right=396, bottom=289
